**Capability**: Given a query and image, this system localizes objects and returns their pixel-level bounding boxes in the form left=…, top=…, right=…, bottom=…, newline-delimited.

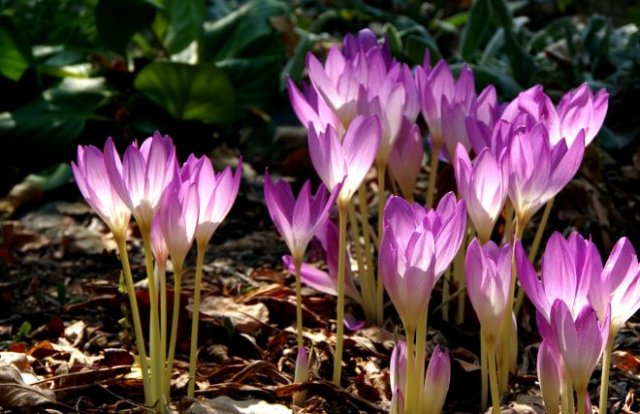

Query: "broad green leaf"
left=0, top=78, right=110, bottom=162
left=404, top=34, right=441, bottom=65
left=0, top=16, right=34, bottom=81
left=153, top=0, right=206, bottom=55
left=461, top=0, right=492, bottom=61
left=201, top=0, right=288, bottom=62
left=25, top=163, right=72, bottom=191
left=217, top=56, right=280, bottom=109
left=134, top=61, right=235, bottom=123
left=95, top=0, right=157, bottom=55
left=471, top=64, right=522, bottom=99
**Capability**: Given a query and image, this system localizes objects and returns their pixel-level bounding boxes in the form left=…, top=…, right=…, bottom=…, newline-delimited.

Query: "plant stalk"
left=487, top=341, right=501, bottom=414
left=414, top=310, right=428, bottom=411
left=481, top=329, right=488, bottom=412
left=599, top=330, right=616, bottom=413
left=165, top=263, right=182, bottom=399
left=376, top=163, right=387, bottom=326
left=188, top=242, right=207, bottom=398
left=358, top=184, right=378, bottom=323
left=332, top=202, right=349, bottom=384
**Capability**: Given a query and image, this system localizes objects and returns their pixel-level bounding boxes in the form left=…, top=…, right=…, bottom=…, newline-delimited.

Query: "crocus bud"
left=423, top=346, right=450, bottom=414
left=72, top=144, right=131, bottom=239
left=454, top=145, right=508, bottom=243
left=388, top=120, right=423, bottom=202
left=390, top=340, right=408, bottom=414
left=555, top=83, right=608, bottom=146
left=465, top=239, right=512, bottom=345
left=537, top=340, right=562, bottom=414
left=293, top=346, right=309, bottom=406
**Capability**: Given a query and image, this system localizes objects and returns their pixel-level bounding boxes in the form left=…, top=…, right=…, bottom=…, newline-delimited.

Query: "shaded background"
left=1, top=0, right=639, bottom=248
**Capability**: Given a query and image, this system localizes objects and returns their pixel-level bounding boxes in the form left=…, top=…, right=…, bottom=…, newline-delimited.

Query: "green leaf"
left=0, top=78, right=110, bottom=162
left=25, top=163, right=73, bottom=191
left=201, top=0, right=288, bottom=62
left=461, top=0, right=492, bottom=61
left=95, top=0, right=157, bottom=55
left=154, top=0, right=206, bottom=54
left=471, top=64, right=522, bottom=99
left=218, top=56, right=280, bottom=109
left=134, top=61, right=235, bottom=123
left=0, top=16, right=34, bottom=81
left=404, top=34, right=442, bottom=65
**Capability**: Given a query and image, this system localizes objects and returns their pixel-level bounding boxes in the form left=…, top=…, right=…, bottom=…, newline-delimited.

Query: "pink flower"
left=465, top=239, right=512, bottom=344
left=287, top=78, right=342, bottom=137
left=423, top=346, right=450, bottom=414
left=454, top=144, right=508, bottom=243
left=390, top=341, right=407, bottom=414
left=72, top=144, right=131, bottom=238
left=104, top=132, right=177, bottom=232
left=556, top=83, right=608, bottom=146
left=379, top=194, right=466, bottom=331
left=588, top=237, right=640, bottom=333
left=156, top=179, right=199, bottom=270
left=388, top=120, right=423, bottom=201
left=150, top=216, right=169, bottom=267
left=282, top=220, right=361, bottom=303
left=264, top=172, right=340, bottom=261
left=550, top=300, right=610, bottom=393
left=308, top=115, right=380, bottom=204
left=537, top=339, right=562, bottom=414
left=181, top=155, right=242, bottom=245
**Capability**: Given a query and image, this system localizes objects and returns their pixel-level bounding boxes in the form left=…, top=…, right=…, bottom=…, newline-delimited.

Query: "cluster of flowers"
left=266, top=28, right=637, bottom=414
left=72, top=133, right=241, bottom=412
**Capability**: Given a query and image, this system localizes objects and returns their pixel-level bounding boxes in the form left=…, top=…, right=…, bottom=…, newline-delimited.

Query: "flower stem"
left=564, top=373, right=575, bottom=414
left=441, top=267, right=451, bottom=322
left=454, top=230, right=468, bottom=325
left=480, top=330, right=488, bottom=412
left=576, top=387, right=587, bottom=414
left=599, top=330, right=615, bottom=413
left=293, top=254, right=305, bottom=350
left=414, top=310, right=428, bottom=412
left=358, top=185, right=380, bottom=325
left=188, top=242, right=207, bottom=398
left=141, top=231, right=162, bottom=410
left=375, top=163, right=387, bottom=326
left=157, top=262, right=167, bottom=401
left=487, top=341, right=501, bottom=414
left=115, top=236, right=151, bottom=406
left=332, top=202, right=349, bottom=385
left=404, top=326, right=417, bottom=414
left=349, top=201, right=374, bottom=322
left=165, top=263, right=182, bottom=399
left=425, top=143, right=441, bottom=209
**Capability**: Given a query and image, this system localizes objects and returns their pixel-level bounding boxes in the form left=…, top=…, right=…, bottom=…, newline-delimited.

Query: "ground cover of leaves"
left=0, top=144, right=639, bottom=413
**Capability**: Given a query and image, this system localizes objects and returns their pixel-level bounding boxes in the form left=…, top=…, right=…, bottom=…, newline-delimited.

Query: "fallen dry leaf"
left=196, top=296, right=269, bottom=336
left=0, top=363, right=56, bottom=408
left=188, top=396, right=292, bottom=414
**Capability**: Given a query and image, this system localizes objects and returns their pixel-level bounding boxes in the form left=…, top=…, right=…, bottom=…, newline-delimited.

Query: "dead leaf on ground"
left=196, top=296, right=269, bottom=336
left=0, top=363, right=56, bottom=408
left=188, top=396, right=292, bottom=414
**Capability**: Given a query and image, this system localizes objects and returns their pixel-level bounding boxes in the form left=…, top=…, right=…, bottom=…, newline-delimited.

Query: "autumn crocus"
left=264, top=172, right=340, bottom=351
left=551, top=300, right=610, bottom=414
left=388, top=120, right=423, bottom=203
left=380, top=194, right=465, bottom=412
left=465, top=239, right=512, bottom=414
left=156, top=179, right=199, bottom=398
left=181, top=155, right=242, bottom=398
left=454, top=145, right=508, bottom=244
left=537, top=339, right=562, bottom=414
left=72, top=144, right=153, bottom=403
left=587, top=237, right=640, bottom=410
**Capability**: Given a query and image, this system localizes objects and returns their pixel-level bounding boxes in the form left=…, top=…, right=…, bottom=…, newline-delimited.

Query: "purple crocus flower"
left=390, top=341, right=407, bottom=414
left=423, top=346, right=451, bottom=414
left=72, top=144, right=131, bottom=238
left=465, top=239, right=512, bottom=345
left=287, top=78, right=343, bottom=137
left=556, top=83, right=608, bottom=146
left=379, top=193, right=466, bottom=331
left=263, top=172, right=340, bottom=262
left=454, top=144, right=508, bottom=243
left=156, top=179, right=200, bottom=270
left=588, top=237, right=640, bottom=333
left=550, top=300, right=610, bottom=395
left=181, top=155, right=242, bottom=246
left=103, top=132, right=177, bottom=232
left=308, top=115, right=381, bottom=205
left=537, top=339, right=562, bottom=414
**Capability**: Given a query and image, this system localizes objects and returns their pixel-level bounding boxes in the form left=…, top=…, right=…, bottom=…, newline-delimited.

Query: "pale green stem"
left=375, top=163, right=387, bottom=327
left=332, top=202, right=349, bottom=384
left=599, top=330, right=616, bottom=413
left=425, top=142, right=441, bottom=209
left=565, top=373, right=575, bottom=414
left=576, top=387, right=587, bottom=414
left=157, top=261, right=167, bottom=401
left=414, top=310, right=428, bottom=412
left=358, top=184, right=378, bottom=323
left=454, top=235, right=467, bottom=326
left=481, top=329, right=488, bottom=412
left=404, top=325, right=417, bottom=414
left=348, top=201, right=374, bottom=323
left=441, top=267, right=451, bottom=322
left=141, top=230, right=162, bottom=411
left=293, top=254, right=304, bottom=350
left=561, top=377, right=570, bottom=414
left=188, top=242, right=207, bottom=398
left=165, top=263, right=182, bottom=399
left=115, top=235, right=151, bottom=406
left=487, top=340, right=501, bottom=414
